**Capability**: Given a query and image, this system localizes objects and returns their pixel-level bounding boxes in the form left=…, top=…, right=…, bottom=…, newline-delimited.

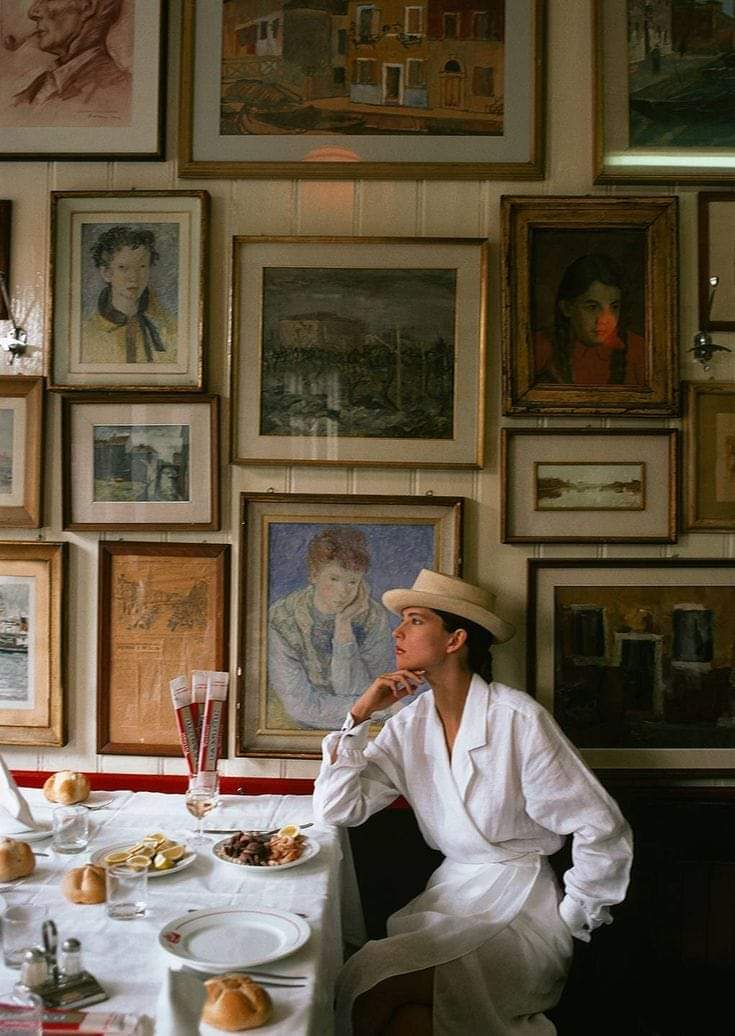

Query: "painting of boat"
left=630, top=52, right=735, bottom=122
left=0, top=617, right=27, bottom=653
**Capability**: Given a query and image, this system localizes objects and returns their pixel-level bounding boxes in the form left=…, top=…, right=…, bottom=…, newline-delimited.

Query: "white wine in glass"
left=185, top=776, right=219, bottom=846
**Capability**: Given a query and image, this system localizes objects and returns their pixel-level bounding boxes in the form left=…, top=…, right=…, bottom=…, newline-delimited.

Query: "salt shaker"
left=60, top=937, right=82, bottom=977
left=18, top=946, right=49, bottom=990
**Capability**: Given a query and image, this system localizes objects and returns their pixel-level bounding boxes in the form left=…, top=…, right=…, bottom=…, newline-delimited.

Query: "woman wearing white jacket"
left=313, top=569, right=633, bottom=1036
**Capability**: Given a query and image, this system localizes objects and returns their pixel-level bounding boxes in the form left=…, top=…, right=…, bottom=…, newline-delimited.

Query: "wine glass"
left=185, top=774, right=220, bottom=848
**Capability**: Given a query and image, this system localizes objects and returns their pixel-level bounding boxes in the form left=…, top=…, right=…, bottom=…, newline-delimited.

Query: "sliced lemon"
left=146, top=831, right=167, bottom=843
left=277, top=824, right=300, bottom=838
left=160, top=843, right=185, bottom=862
left=126, top=854, right=152, bottom=870
left=126, top=841, right=148, bottom=855
left=156, top=839, right=176, bottom=852
left=104, top=850, right=130, bottom=866
left=152, top=853, right=175, bottom=870
left=134, top=845, right=156, bottom=859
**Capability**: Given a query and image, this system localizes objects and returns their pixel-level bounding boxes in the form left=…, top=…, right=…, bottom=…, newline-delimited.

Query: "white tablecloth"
left=0, top=788, right=366, bottom=1035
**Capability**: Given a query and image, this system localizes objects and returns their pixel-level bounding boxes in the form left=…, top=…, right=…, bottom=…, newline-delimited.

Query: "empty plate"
left=158, top=907, right=310, bottom=972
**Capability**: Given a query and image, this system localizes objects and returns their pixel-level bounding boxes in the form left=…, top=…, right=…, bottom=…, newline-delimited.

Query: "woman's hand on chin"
left=350, top=669, right=425, bottom=724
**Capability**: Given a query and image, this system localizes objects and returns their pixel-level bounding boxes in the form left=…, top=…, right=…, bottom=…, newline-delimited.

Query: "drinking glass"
left=51, top=805, right=89, bottom=853
left=0, top=906, right=40, bottom=968
left=0, top=989, right=42, bottom=1035
left=105, top=864, right=148, bottom=920
left=184, top=773, right=220, bottom=847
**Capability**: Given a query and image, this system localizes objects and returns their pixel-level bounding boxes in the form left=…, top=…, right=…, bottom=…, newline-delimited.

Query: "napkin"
left=0, top=752, right=44, bottom=835
left=154, top=967, right=206, bottom=1035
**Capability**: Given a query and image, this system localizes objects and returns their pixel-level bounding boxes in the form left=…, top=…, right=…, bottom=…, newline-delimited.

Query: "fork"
left=203, top=822, right=314, bottom=836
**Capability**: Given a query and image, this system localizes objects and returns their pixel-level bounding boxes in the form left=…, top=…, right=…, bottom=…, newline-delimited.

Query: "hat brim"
left=382, top=588, right=515, bottom=644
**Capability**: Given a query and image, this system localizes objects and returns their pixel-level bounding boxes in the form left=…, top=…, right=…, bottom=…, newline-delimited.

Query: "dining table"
left=0, top=786, right=367, bottom=1035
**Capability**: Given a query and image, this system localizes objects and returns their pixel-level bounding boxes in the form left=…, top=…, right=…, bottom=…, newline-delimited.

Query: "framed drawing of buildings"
left=232, top=236, right=487, bottom=467
left=49, top=191, right=208, bottom=392
left=97, top=542, right=230, bottom=756
left=0, top=0, right=166, bottom=160
left=0, top=541, right=66, bottom=747
left=179, top=0, right=546, bottom=179
left=237, top=492, right=463, bottom=758
left=0, top=377, right=43, bottom=529
left=684, top=382, right=735, bottom=532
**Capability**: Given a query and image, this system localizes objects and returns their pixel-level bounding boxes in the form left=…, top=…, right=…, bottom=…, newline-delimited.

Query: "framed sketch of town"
left=501, top=429, right=678, bottom=544
left=0, top=377, right=43, bottom=529
left=179, top=0, right=546, bottom=179
left=0, top=541, right=66, bottom=747
left=62, top=394, right=219, bottom=531
left=231, top=236, right=487, bottom=467
left=595, top=0, right=735, bottom=183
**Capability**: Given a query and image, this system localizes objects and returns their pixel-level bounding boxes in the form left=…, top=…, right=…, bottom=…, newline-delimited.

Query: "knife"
left=203, top=822, right=314, bottom=836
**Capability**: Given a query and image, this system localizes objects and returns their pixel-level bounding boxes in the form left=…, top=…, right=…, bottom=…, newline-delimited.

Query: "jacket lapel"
left=450, top=675, right=490, bottom=800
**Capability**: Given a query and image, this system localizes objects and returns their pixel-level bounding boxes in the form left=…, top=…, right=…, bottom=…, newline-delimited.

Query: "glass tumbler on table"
left=105, top=864, right=148, bottom=920
left=51, top=805, right=89, bottom=854
left=185, top=773, right=220, bottom=847
left=0, top=906, right=40, bottom=969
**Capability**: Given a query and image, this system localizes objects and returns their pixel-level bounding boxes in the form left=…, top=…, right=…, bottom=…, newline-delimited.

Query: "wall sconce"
left=690, top=275, right=731, bottom=371
left=0, top=271, right=28, bottom=364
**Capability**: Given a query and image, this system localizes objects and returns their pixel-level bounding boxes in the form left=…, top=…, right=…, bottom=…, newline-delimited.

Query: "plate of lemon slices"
left=90, top=832, right=195, bottom=878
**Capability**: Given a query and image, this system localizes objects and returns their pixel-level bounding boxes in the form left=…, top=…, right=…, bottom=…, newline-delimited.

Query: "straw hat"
left=382, top=569, right=515, bottom=644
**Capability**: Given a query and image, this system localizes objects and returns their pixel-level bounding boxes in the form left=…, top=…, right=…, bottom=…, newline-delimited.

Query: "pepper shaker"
left=60, top=937, right=82, bottom=977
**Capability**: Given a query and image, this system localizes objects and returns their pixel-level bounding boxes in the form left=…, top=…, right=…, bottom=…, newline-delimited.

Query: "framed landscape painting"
left=501, top=195, right=678, bottom=416
left=178, top=0, right=546, bottom=180
left=237, top=493, right=463, bottom=758
left=0, top=377, right=43, bottom=529
left=232, top=236, right=487, bottom=467
left=0, top=541, right=66, bottom=747
left=0, top=0, right=166, bottom=160
left=49, top=191, right=208, bottom=391
left=528, top=559, right=735, bottom=773
left=595, top=0, right=735, bottom=184
left=62, top=394, right=219, bottom=531
left=97, top=542, right=230, bottom=756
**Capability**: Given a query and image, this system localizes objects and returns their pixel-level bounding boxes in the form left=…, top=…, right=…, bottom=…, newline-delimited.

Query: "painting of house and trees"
left=221, top=0, right=505, bottom=135
left=93, top=425, right=190, bottom=502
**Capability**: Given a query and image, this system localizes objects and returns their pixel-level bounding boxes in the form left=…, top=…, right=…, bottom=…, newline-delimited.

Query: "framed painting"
left=178, top=0, right=546, bottom=180
left=0, top=540, right=66, bottom=747
left=528, top=559, right=735, bottom=773
left=0, top=377, right=43, bottom=529
left=232, top=236, right=487, bottom=467
left=697, top=193, right=735, bottom=332
left=62, top=393, right=219, bottom=531
left=237, top=492, right=463, bottom=758
left=594, top=0, right=735, bottom=185
left=97, top=542, right=230, bottom=756
left=49, top=191, right=209, bottom=392
left=0, top=0, right=166, bottom=161
left=501, top=195, right=678, bottom=416
left=684, top=381, right=735, bottom=531
left=0, top=200, right=9, bottom=319
left=501, top=429, right=678, bottom=544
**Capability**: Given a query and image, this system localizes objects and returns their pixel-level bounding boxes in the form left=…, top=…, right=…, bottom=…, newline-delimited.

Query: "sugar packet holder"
left=170, top=676, right=198, bottom=777
left=42, top=1009, right=144, bottom=1034
left=197, top=671, right=229, bottom=775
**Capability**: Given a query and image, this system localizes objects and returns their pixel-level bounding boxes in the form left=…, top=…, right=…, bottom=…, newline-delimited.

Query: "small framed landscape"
left=0, top=541, right=66, bottom=748
left=62, top=394, right=218, bottom=532
left=49, top=191, right=208, bottom=391
left=237, top=493, right=463, bottom=758
left=0, top=377, right=43, bottom=529
left=528, top=559, right=735, bottom=773
left=232, top=236, right=487, bottom=468
left=684, top=382, right=735, bottom=532
left=501, top=429, right=678, bottom=543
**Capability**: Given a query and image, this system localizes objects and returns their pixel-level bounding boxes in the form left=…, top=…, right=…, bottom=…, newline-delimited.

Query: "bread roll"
left=202, top=974, right=273, bottom=1031
left=61, top=864, right=106, bottom=904
left=0, top=837, right=35, bottom=881
left=43, top=770, right=90, bottom=805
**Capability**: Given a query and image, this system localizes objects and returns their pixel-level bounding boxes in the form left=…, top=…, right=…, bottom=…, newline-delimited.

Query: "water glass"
left=0, top=989, right=42, bottom=1035
left=0, top=906, right=40, bottom=969
left=105, top=864, right=147, bottom=920
left=51, top=805, right=89, bottom=854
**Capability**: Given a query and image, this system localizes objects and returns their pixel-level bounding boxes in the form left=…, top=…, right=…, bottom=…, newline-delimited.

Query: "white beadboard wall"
left=0, top=0, right=732, bottom=781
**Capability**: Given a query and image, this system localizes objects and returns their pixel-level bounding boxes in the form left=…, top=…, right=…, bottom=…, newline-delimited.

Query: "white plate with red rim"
left=212, top=835, right=319, bottom=871
left=159, top=907, right=310, bottom=972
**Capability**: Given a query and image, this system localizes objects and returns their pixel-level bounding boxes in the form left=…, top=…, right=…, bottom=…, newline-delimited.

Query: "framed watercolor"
left=684, top=381, right=735, bottom=532
left=97, top=542, right=230, bottom=756
left=48, top=191, right=209, bottom=392
left=698, top=193, right=735, bottom=332
left=501, top=429, right=678, bottom=544
left=232, top=236, right=487, bottom=467
left=0, top=540, right=66, bottom=747
left=178, top=0, right=546, bottom=180
left=0, top=377, right=43, bottom=529
left=0, top=200, right=9, bottom=319
left=594, top=0, right=735, bottom=185
left=61, top=393, right=219, bottom=532
left=0, top=0, right=166, bottom=161
left=528, top=559, right=735, bottom=773
left=237, top=492, right=463, bottom=758
left=501, top=195, right=678, bottom=416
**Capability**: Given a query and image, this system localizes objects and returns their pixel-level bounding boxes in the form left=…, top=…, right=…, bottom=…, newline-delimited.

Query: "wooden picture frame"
left=501, top=195, right=679, bottom=416
left=684, top=381, right=735, bottom=532
left=237, top=492, right=463, bottom=758
left=232, top=236, right=487, bottom=467
left=501, top=429, right=678, bottom=544
left=0, top=200, right=9, bottom=320
left=698, top=193, right=735, bottom=333
left=61, top=393, right=219, bottom=532
left=97, top=542, right=230, bottom=756
left=594, top=0, right=735, bottom=185
left=49, top=191, right=209, bottom=392
left=0, top=540, right=66, bottom=747
left=528, top=558, right=735, bottom=773
left=0, top=377, right=43, bottom=529
left=0, top=0, right=166, bottom=161
left=178, top=0, right=546, bottom=180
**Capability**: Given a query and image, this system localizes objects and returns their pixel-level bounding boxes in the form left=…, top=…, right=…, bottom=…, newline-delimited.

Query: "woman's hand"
left=350, top=669, right=425, bottom=725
